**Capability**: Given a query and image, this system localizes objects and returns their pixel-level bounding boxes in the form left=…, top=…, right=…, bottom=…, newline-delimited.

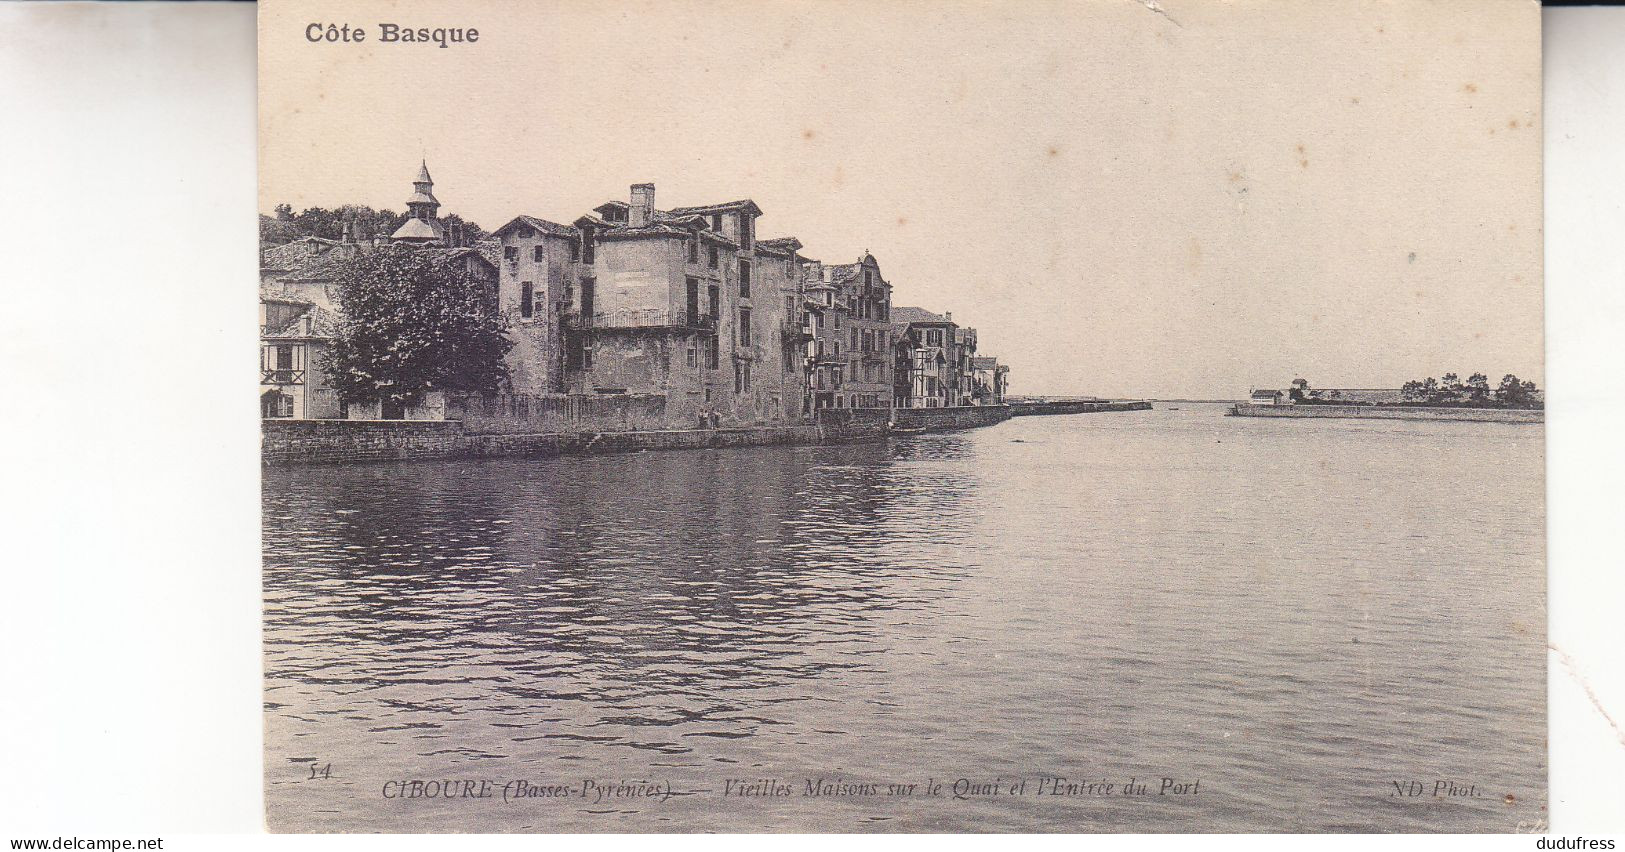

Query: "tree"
left=324, top=246, right=513, bottom=408
left=264, top=203, right=483, bottom=245
left=1494, top=374, right=1542, bottom=408
left=1290, top=377, right=1310, bottom=402
left=1401, top=379, right=1427, bottom=402
left=1439, top=372, right=1463, bottom=403
left=1466, top=372, right=1491, bottom=404
left=441, top=214, right=488, bottom=247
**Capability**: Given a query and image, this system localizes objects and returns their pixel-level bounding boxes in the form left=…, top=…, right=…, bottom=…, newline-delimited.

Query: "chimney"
left=630, top=183, right=655, bottom=227
left=945, top=311, right=953, bottom=323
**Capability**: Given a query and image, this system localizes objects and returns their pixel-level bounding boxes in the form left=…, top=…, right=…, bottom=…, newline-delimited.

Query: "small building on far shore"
left=1250, top=389, right=1286, bottom=406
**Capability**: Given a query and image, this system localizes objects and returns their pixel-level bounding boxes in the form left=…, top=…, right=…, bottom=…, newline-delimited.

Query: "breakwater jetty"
left=1009, top=399, right=1152, bottom=416
left=263, top=404, right=1011, bottom=466
left=1227, top=403, right=1541, bottom=424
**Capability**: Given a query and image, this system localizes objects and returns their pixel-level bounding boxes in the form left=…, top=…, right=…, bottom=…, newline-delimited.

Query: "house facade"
left=969, top=356, right=1009, bottom=405
left=891, top=307, right=960, bottom=408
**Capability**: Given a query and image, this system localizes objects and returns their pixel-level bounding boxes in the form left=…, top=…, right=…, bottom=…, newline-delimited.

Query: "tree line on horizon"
left=1289, top=374, right=1542, bottom=409
left=263, top=203, right=488, bottom=248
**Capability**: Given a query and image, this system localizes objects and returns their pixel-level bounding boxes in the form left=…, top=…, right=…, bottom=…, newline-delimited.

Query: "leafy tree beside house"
left=323, top=247, right=512, bottom=411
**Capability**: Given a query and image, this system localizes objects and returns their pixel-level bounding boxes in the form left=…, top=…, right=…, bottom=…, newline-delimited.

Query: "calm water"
left=263, top=405, right=1545, bottom=832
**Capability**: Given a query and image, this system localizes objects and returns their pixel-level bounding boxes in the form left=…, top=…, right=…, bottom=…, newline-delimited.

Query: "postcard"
left=258, top=0, right=1544, bottom=832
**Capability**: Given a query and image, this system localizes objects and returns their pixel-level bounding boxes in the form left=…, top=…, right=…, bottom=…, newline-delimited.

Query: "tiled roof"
left=971, top=357, right=999, bottom=369
left=597, top=223, right=692, bottom=240
left=260, top=237, right=336, bottom=270
left=263, top=303, right=340, bottom=340
left=668, top=199, right=763, bottom=216
left=279, top=248, right=354, bottom=282
left=259, top=282, right=311, bottom=304
left=417, top=246, right=498, bottom=272
left=891, top=306, right=952, bottom=325
left=757, top=236, right=802, bottom=252
left=826, top=263, right=861, bottom=284
left=492, top=215, right=579, bottom=239
left=391, top=217, right=444, bottom=241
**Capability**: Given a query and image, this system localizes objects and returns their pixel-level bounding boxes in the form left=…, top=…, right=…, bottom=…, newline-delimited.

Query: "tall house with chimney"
left=492, top=184, right=807, bottom=425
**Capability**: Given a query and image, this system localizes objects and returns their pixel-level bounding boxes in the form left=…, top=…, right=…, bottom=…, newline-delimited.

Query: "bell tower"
left=406, top=159, right=440, bottom=222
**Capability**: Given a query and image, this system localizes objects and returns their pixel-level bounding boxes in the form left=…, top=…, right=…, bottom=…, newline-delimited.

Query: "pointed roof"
left=391, top=217, right=444, bottom=242
left=415, top=159, right=433, bottom=184
left=491, top=215, right=579, bottom=239
left=891, top=306, right=953, bottom=326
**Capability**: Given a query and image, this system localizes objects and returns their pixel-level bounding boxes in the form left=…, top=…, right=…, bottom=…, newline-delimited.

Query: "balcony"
left=261, top=369, right=305, bottom=385
left=780, top=320, right=814, bottom=344
left=563, top=308, right=715, bottom=332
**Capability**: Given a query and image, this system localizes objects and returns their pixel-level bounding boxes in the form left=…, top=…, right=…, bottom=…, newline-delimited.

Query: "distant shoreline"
left=1228, top=403, right=1541, bottom=424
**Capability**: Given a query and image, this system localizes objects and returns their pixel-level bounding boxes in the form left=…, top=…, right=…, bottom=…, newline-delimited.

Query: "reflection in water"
left=264, top=407, right=1544, bottom=832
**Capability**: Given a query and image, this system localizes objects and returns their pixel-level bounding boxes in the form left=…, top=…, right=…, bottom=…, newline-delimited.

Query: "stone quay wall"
left=261, top=419, right=468, bottom=465
left=445, top=392, right=672, bottom=434
left=1009, top=400, right=1153, bottom=416
left=262, top=404, right=1025, bottom=466
left=264, top=418, right=881, bottom=466
left=893, top=404, right=1013, bottom=431
left=1228, top=403, right=1543, bottom=424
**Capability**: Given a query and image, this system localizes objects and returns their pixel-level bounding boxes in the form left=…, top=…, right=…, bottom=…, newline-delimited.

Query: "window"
left=579, top=278, right=595, bottom=324
left=739, top=214, right=753, bottom=251
left=738, top=308, right=751, bottom=347
left=708, top=283, right=720, bottom=320
left=711, top=213, right=722, bottom=232
left=581, top=341, right=593, bottom=370
left=852, top=328, right=859, bottom=350
left=738, top=260, right=751, bottom=298
left=581, top=227, right=595, bottom=264
left=503, top=245, right=518, bottom=261
left=275, top=345, right=294, bottom=371
left=744, top=362, right=751, bottom=391
left=687, top=346, right=698, bottom=367
left=520, top=282, right=534, bottom=319
left=707, top=245, right=719, bottom=269
left=707, top=336, right=719, bottom=369
left=734, top=363, right=742, bottom=394
left=570, top=238, right=580, bottom=262
left=261, top=390, right=294, bottom=419
left=686, top=277, right=700, bottom=325
left=519, top=226, right=535, bottom=238
left=864, top=269, right=872, bottom=286
left=687, top=234, right=699, bottom=263
left=533, top=245, right=544, bottom=262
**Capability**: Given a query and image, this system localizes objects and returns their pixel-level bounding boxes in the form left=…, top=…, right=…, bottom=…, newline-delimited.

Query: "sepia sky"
left=260, top=0, right=1542, bottom=399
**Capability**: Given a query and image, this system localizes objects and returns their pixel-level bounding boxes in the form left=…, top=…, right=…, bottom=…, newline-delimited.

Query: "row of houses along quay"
left=260, top=163, right=1135, bottom=464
